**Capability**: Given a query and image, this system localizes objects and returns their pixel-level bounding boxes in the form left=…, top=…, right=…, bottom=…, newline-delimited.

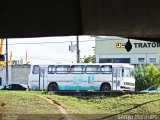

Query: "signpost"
left=6, top=38, right=8, bottom=84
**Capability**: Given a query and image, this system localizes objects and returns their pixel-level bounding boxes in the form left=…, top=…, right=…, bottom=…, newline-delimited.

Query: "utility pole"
left=76, top=35, right=80, bottom=63
left=5, top=38, right=8, bottom=84
left=76, top=0, right=81, bottom=63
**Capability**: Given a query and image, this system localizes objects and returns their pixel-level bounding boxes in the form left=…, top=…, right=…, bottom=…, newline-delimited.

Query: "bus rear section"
left=29, top=64, right=113, bottom=91
left=28, top=65, right=48, bottom=90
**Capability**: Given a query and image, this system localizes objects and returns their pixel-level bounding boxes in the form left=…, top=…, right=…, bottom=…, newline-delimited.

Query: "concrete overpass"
left=0, top=0, right=160, bottom=42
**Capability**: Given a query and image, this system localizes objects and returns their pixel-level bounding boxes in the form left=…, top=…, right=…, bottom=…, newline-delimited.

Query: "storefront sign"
left=116, top=43, right=126, bottom=48
left=116, top=42, right=160, bottom=49
left=134, top=43, right=160, bottom=48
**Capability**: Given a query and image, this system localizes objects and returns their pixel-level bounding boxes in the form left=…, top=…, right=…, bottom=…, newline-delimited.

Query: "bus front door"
left=39, top=67, right=47, bottom=90
left=112, top=68, right=121, bottom=90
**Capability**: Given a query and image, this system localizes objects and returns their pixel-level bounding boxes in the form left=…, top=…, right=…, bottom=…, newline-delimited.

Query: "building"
left=0, top=64, right=31, bottom=88
left=95, top=37, right=160, bottom=65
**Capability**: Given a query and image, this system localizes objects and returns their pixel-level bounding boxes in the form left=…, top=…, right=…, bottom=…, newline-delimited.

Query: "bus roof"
left=31, top=63, right=134, bottom=68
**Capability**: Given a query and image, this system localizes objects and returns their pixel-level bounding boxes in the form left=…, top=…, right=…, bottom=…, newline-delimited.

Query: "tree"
left=81, top=47, right=96, bottom=63
left=155, top=66, right=160, bottom=85
left=146, top=64, right=157, bottom=86
left=146, top=64, right=160, bottom=86
left=133, top=64, right=160, bottom=91
left=81, top=55, right=96, bottom=63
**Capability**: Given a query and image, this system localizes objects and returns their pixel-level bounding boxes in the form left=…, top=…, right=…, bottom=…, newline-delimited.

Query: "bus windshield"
left=122, top=68, right=133, bottom=77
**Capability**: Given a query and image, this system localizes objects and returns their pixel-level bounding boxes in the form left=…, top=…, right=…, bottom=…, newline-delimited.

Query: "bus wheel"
left=101, top=83, right=111, bottom=91
left=48, top=83, right=58, bottom=92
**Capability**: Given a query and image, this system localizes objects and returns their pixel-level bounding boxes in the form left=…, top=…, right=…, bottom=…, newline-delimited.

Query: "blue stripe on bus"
left=30, top=85, right=100, bottom=91
left=58, top=86, right=100, bottom=91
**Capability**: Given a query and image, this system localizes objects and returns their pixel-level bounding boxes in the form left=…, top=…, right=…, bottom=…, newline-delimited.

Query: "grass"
left=0, top=91, right=160, bottom=120
left=0, top=91, right=63, bottom=120
left=42, top=93, right=160, bottom=120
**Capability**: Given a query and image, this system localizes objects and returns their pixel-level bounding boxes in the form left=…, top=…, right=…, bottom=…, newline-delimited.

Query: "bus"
left=28, top=63, right=135, bottom=91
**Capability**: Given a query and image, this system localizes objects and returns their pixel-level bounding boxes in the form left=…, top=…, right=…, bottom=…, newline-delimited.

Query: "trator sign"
left=116, top=42, right=160, bottom=48
left=134, top=43, right=160, bottom=48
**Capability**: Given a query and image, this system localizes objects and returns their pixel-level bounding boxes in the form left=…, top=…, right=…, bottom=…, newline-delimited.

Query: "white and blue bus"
left=28, top=63, right=135, bottom=91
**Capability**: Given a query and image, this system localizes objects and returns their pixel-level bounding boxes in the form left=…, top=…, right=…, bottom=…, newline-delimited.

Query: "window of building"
left=56, top=65, right=70, bottom=74
left=150, top=58, right=156, bottom=63
left=86, top=65, right=100, bottom=74
left=99, top=58, right=130, bottom=63
left=48, top=65, right=56, bottom=74
left=32, top=65, right=40, bottom=74
left=101, top=65, right=112, bottom=74
left=71, top=65, right=85, bottom=74
left=138, top=58, right=145, bottom=63
left=0, top=77, right=2, bottom=86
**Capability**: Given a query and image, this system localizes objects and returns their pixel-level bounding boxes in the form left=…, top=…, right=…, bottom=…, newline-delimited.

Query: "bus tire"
left=48, top=83, right=58, bottom=92
left=101, top=83, right=111, bottom=91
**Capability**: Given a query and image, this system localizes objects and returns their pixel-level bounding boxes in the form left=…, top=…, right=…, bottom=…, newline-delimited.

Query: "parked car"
left=0, top=84, right=29, bottom=91
left=140, top=85, right=160, bottom=93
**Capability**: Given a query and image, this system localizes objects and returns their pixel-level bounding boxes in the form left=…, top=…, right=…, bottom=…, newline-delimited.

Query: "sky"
left=2, top=36, right=95, bottom=64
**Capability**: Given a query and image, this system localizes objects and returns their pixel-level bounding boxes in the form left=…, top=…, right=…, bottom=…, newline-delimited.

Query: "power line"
left=3, top=36, right=133, bottom=47
left=30, top=58, right=74, bottom=62
left=13, top=56, right=75, bottom=62
left=3, top=39, right=96, bottom=46
left=2, top=37, right=130, bottom=46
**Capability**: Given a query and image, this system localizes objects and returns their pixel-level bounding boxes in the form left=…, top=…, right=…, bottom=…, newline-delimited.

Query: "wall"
left=11, top=65, right=31, bottom=85
left=0, top=66, right=12, bottom=87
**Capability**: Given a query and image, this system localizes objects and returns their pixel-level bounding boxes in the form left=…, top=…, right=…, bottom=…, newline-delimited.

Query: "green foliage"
left=133, top=65, right=148, bottom=91
left=133, top=64, right=160, bottom=91
left=146, top=64, right=158, bottom=86
left=81, top=55, right=96, bottom=63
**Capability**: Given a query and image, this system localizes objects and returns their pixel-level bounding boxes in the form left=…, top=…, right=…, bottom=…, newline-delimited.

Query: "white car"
left=141, top=85, right=160, bottom=93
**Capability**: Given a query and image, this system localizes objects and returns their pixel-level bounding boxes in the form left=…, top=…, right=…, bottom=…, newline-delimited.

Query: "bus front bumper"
left=120, top=86, right=135, bottom=91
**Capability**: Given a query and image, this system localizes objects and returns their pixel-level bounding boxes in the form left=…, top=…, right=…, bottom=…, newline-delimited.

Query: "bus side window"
left=130, top=69, right=134, bottom=77
left=117, top=69, right=120, bottom=77
left=101, top=65, right=112, bottom=74
left=56, top=65, right=70, bottom=74
left=32, top=65, right=40, bottom=74
left=40, top=68, right=47, bottom=77
left=86, top=65, right=100, bottom=74
left=122, top=68, right=124, bottom=77
left=113, top=68, right=120, bottom=77
left=122, top=68, right=131, bottom=77
left=71, top=65, right=85, bottom=74
left=48, top=65, right=55, bottom=74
